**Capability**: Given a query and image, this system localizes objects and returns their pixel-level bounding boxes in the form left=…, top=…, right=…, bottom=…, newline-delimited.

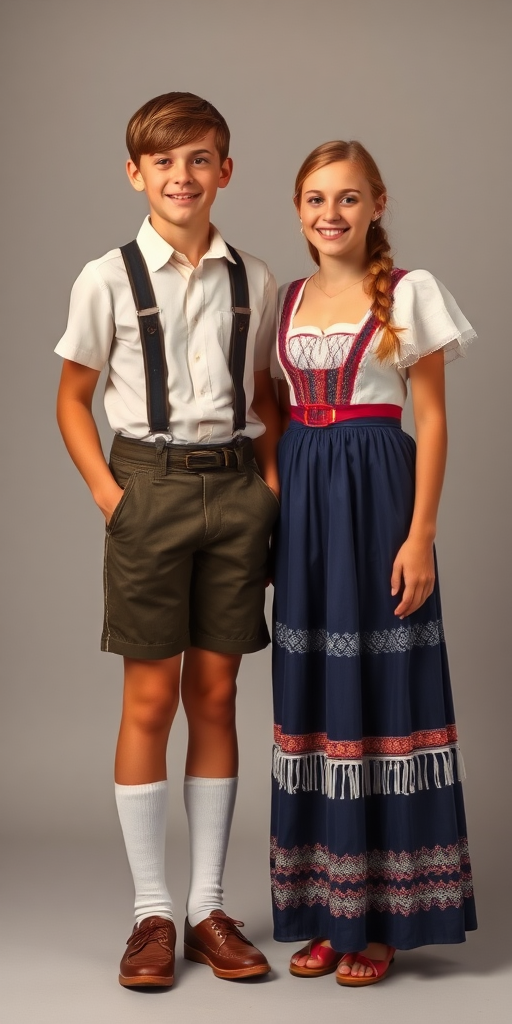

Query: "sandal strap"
left=292, top=938, right=319, bottom=959
left=338, top=952, right=356, bottom=966
left=292, top=937, right=340, bottom=968
left=309, top=939, right=340, bottom=967
left=353, top=946, right=395, bottom=978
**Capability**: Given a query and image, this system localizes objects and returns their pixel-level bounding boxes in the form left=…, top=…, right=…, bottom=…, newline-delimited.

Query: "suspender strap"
left=120, top=240, right=170, bottom=434
left=120, top=240, right=251, bottom=436
left=226, top=243, right=251, bottom=433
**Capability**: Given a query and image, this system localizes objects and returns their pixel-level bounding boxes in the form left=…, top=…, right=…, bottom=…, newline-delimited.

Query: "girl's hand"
left=391, top=537, right=436, bottom=619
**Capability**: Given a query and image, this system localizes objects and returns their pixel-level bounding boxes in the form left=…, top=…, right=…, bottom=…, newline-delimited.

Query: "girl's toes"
left=337, top=954, right=356, bottom=977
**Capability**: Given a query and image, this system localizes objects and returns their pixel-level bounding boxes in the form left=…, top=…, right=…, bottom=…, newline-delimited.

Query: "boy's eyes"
left=155, top=157, right=209, bottom=166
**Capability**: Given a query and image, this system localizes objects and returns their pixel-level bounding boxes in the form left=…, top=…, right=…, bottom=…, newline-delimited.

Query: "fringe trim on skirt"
left=272, top=743, right=466, bottom=800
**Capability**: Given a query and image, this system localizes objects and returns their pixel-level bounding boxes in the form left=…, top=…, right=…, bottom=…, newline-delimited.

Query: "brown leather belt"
left=111, top=433, right=254, bottom=472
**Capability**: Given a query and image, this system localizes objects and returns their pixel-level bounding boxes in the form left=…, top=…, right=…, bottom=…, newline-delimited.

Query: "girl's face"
left=298, top=160, right=385, bottom=263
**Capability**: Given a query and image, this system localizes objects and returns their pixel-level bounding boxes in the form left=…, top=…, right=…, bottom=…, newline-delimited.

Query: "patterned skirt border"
left=272, top=743, right=466, bottom=800
left=270, top=836, right=475, bottom=918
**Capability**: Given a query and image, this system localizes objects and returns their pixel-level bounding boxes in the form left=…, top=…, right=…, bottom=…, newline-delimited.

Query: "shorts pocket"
left=251, top=462, right=281, bottom=509
left=105, top=472, right=138, bottom=534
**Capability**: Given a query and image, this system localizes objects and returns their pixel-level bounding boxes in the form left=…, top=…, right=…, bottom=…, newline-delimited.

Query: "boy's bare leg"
left=180, top=648, right=270, bottom=976
left=115, top=655, right=181, bottom=784
left=115, top=655, right=181, bottom=984
left=181, top=649, right=239, bottom=925
left=181, top=648, right=240, bottom=778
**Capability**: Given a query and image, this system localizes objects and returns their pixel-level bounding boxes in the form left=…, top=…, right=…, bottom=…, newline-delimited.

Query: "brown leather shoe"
left=184, top=911, right=270, bottom=979
left=119, top=916, right=176, bottom=987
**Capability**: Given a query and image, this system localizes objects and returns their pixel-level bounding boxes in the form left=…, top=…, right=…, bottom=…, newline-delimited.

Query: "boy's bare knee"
left=132, top=690, right=179, bottom=734
left=123, top=659, right=180, bottom=733
left=183, top=676, right=237, bottom=726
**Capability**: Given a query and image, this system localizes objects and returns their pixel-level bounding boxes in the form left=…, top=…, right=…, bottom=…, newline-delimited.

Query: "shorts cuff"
left=191, top=628, right=270, bottom=654
left=101, top=634, right=190, bottom=659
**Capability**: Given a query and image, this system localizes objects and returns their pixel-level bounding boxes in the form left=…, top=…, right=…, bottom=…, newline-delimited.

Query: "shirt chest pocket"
left=216, top=311, right=235, bottom=358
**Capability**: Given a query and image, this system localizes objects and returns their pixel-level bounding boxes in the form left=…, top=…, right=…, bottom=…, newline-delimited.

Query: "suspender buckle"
left=233, top=306, right=251, bottom=334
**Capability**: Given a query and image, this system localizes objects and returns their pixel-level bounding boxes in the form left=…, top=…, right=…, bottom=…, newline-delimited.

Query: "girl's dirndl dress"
left=270, top=269, right=478, bottom=951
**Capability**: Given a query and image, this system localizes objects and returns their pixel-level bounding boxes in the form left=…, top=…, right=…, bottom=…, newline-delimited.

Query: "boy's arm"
left=251, top=368, right=281, bottom=499
left=56, top=359, right=123, bottom=522
left=277, top=379, right=291, bottom=433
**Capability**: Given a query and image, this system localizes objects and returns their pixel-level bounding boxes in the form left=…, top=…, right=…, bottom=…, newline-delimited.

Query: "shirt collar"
left=136, top=215, right=236, bottom=272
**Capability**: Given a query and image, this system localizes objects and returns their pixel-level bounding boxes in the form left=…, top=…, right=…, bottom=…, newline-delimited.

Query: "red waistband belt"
left=290, top=404, right=402, bottom=426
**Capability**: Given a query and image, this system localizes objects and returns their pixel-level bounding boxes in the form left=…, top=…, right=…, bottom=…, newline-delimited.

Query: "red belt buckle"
left=303, top=404, right=337, bottom=426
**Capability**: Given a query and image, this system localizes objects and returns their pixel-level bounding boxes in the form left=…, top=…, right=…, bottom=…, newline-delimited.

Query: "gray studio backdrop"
left=1, top=0, right=510, bottom=924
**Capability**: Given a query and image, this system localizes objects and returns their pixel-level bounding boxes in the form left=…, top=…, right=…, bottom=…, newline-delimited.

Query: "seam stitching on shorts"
left=105, top=635, right=190, bottom=650
left=202, top=474, right=208, bottom=539
left=103, top=533, right=110, bottom=651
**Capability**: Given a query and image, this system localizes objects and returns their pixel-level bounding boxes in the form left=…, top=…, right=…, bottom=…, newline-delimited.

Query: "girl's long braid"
left=366, top=222, right=403, bottom=362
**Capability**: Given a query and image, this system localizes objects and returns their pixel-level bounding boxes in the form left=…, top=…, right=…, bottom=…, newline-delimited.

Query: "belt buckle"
left=185, top=450, right=221, bottom=469
left=303, top=404, right=337, bottom=427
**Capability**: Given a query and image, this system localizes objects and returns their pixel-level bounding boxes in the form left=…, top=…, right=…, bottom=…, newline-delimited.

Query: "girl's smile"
left=315, top=226, right=350, bottom=239
left=299, top=161, right=385, bottom=263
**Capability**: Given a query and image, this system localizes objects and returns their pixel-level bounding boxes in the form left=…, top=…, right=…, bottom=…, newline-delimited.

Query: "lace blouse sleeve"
left=392, top=270, right=477, bottom=370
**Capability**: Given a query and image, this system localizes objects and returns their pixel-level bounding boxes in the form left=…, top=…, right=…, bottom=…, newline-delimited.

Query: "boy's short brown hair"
left=126, top=92, right=230, bottom=166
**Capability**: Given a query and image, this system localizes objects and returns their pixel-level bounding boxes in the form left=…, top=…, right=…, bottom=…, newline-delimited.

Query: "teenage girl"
left=270, top=141, right=477, bottom=986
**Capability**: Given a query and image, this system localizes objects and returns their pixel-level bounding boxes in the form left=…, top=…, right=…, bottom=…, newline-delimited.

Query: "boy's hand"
left=264, top=474, right=280, bottom=502
left=97, top=482, right=125, bottom=525
left=57, top=361, right=129, bottom=526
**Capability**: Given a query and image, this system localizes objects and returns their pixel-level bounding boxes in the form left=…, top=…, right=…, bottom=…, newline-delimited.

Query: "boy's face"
left=126, top=129, right=232, bottom=240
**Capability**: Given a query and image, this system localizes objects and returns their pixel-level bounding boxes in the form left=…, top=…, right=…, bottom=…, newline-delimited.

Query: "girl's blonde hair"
left=294, top=140, right=402, bottom=361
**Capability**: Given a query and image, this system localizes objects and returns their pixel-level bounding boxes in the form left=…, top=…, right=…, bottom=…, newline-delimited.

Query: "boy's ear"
left=126, top=159, right=145, bottom=192
left=218, top=157, right=233, bottom=190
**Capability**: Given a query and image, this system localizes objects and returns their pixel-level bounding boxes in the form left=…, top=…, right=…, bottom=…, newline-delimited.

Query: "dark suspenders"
left=120, top=241, right=170, bottom=433
left=225, top=243, right=251, bottom=433
left=120, top=240, right=251, bottom=435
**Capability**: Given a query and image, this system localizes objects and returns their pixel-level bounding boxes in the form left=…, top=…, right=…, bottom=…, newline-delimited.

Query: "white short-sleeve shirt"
left=272, top=270, right=476, bottom=408
left=55, top=216, right=277, bottom=444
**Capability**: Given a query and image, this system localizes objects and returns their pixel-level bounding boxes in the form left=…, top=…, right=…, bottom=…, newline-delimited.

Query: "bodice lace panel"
left=274, top=270, right=476, bottom=410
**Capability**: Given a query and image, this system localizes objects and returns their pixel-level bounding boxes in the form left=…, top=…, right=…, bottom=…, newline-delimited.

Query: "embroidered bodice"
left=273, top=270, right=476, bottom=410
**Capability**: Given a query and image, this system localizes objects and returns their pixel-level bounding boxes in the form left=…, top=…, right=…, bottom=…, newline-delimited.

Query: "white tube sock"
left=184, top=775, right=238, bottom=928
left=115, top=781, right=174, bottom=926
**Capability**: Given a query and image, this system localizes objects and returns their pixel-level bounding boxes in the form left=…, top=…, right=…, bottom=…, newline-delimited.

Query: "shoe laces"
left=128, top=920, right=173, bottom=955
left=208, top=912, right=247, bottom=943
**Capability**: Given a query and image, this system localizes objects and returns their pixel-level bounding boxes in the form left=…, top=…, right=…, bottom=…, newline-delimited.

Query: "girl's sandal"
left=336, top=946, right=395, bottom=987
left=289, top=937, right=344, bottom=977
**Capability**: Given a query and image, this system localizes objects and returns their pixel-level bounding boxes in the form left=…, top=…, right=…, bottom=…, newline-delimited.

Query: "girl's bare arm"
left=391, top=349, right=447, bottom=618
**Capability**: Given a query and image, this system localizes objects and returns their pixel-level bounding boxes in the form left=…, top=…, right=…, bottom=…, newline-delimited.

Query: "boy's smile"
left=126, top=128, right=232, bottom=253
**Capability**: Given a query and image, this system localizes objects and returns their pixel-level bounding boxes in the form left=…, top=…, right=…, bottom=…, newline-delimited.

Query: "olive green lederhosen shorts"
left=101, top=434, right=280, bottom=660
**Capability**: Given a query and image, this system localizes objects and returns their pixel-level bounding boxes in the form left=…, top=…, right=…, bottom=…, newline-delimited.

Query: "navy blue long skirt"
left=271, top=418, right=476, bottom=951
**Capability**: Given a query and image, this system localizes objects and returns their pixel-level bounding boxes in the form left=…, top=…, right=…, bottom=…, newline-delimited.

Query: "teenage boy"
left=55, top=92, right=280, bottom=988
